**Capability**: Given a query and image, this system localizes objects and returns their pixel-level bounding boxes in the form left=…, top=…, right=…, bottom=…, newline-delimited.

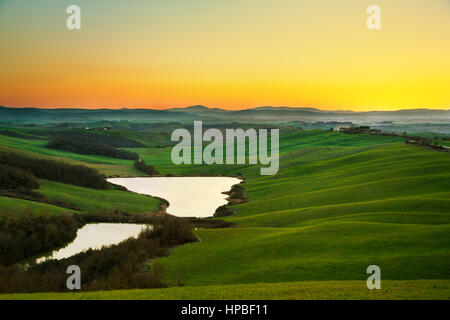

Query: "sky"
left=0, top=0, right=449, bottom=111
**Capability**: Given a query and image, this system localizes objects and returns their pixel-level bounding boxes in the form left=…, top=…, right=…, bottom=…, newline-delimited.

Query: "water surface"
left=108, top=177, right=241, bottom=218
left=37, top=223, right=149, bottom=263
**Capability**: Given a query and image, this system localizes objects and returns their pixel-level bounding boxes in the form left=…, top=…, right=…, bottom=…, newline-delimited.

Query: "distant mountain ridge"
left=0, top=105, right=449, bottom=125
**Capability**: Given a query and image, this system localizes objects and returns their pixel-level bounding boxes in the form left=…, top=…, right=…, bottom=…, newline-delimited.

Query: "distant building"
left=334, top=125, right=353, bottom=132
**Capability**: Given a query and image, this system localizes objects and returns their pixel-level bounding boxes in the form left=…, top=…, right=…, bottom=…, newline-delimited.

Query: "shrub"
left=0, top=213, right=80, bottom=266
left=134, top=160, right=160, bottom=176
left=0, top=165, right=39, bottom=190
left=214, top=204, right=234, bottom=217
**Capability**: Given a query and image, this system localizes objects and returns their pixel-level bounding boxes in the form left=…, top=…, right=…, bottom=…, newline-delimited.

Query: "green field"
left=0, top=134, right=141, bottom=177
left=38, top=179, right=161, bottom=215
left=0, top=179, right=161, bottom=217
left=0, top=196, right=77, bottom=216
left=0, top=133, right=162, bottom=217
left=2, top=280, right=448, bottom=300
left=0, top=128, right=449, bottom=299
left=152, top=136, right=449, bottom=287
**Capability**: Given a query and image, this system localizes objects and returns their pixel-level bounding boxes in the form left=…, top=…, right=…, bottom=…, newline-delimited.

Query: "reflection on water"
left=36, top=177, right=239, bottom=263
left=108, top=177, right=241, bottom=218
left=37, top=223, right=149, bottom=263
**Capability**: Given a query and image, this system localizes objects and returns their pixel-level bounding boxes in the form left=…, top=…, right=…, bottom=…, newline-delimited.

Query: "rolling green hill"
left=37, top=179, right=162, bottom=215
left=142, top=132, right=450, bottom=288
left=0, top=133, right=162, bottom=217
left=0, top=127, right=448, bottom=299
left=0, top=134, right=141, bottom=177
left=0, top=179, right=162, bottom=218
left=0, top=196, right=77, bottom=216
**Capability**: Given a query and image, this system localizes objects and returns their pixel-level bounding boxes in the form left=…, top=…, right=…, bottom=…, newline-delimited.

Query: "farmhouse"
left=334, top=124, right=353, bottom=132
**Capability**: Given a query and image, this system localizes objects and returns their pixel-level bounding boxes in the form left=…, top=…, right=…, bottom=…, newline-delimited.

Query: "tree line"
left=0, top=212, right=81, bottom=266
left=47, top=138, right=139, bottom=160
left=0, top=130, right=42, bottom=140
left=0, top=151, right=108, bottom=189
left=34, top=130, right=145, bottom=148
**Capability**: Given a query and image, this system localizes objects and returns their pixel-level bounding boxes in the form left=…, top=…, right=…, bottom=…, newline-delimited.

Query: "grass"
left=0, top=180, right=162, bottom=217
left=157, top=223, right=449, bottom=286
left=0, top=133, right=162, bottom=216
left=1, top=128, right=449, bottom=299
left=143, top=132, right=450, bottom=289
left=0, top=196, right=77, bottom=216
left=37, top=179, right=162, bottom=215
left=0, top=134, right=141, bottom=177
left=1, top=280, right=448, bottom=300
left=0, top=131, right=164, bottom=218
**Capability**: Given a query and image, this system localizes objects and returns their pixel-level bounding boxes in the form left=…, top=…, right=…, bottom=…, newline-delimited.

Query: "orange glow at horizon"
left=0, top=0, right=449, bottom=111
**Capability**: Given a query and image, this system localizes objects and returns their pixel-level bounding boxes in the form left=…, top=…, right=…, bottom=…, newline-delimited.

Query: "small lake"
left=108, top=176, right=241, bottom=218
left=36, top=223, right=149, bottom=263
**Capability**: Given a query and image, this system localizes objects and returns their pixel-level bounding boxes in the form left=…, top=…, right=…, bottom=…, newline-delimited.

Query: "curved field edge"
left=1, top=280, right=448, bottom=300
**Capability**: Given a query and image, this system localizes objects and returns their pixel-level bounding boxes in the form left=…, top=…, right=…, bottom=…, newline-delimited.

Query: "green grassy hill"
left=0, top=196, right=77, bottom=216
left=0, top=128, right=448, bottom=299
left=37, top=179, right=161, bottom=215
left=0, top=134, right=141, bottom=176
left=0, top=179, right=161, bottom=218
left=141, top=132, right=450, bottom=288
left=0, top=133, right=162, bottom=217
